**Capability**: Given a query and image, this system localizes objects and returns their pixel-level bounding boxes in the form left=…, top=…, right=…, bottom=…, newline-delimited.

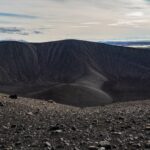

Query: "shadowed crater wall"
left=0, top=39, right=150, bottom=106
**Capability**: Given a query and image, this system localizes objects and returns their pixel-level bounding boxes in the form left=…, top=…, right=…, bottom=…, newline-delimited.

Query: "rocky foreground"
left=0, top=96, right=150, bottom=150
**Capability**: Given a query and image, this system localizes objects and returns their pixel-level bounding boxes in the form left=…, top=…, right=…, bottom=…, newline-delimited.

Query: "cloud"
left=109, top=19, right=149, bottom=27
left=33, top=30, right=42, bottom=34
left=70, top=25, right=89, bottom=28
left=81, top=22, right=100, bottom=25
left=0, top=12, right=37, bottom=19
left=126, top=12, right=144, bottom=17
left=0, top=27, right=42, bottom=35
left=0, top=0, right=150, bottom=41
left=0, top=27, right=24, bottom=34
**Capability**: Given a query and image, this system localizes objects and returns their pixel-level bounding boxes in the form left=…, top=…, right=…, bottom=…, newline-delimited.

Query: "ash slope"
left=0, top=39, right=150, bottom=106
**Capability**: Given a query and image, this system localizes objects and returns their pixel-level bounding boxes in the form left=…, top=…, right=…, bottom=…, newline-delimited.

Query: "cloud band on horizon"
left=0, top=12, right=37, bottom=19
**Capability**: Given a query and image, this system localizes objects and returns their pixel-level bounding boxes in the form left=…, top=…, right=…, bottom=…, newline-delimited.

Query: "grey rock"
left=99, top=147, right=106, bottom=150
left=145, top=140, right=150, bottom=148
left=44, top=141, right=53, bottom=149
left=98, top=141, right=111, bottom=149
left=88, top=145, right=99, bottom=150
left=0, top=102, right=4, bottom=106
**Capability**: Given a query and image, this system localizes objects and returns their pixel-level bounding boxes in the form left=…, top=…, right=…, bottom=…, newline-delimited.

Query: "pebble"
left=48, top=100, right=55, bottom=103
left=145, top=124, right=150, bottom=131
left=9, top=95, right=17, bottom=99
left=145, top=140, right=150, bottom=148
left=51, top=129, right=63, bottom=134
left=11, top=124, right=17, bottom=128
left=49, top=124, right=63, bottom=131
left=71, top=126, right=77, bottom=131
left=99, top=147, right=106, bottom=150
left=112, top=132, right=122, bottom=136
left=88, top=145, right=98, bottom=150
left=98, top=141, right=111, bottom=149
left=44, top=141, right=52, bottom=147
left=27, top=112, right=34, bottom=116
left=0, top=102, right=4, bottom=106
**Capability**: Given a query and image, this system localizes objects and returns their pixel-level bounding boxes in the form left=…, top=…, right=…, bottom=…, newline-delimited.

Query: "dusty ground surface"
left=0, top=96, right=150, bottom=150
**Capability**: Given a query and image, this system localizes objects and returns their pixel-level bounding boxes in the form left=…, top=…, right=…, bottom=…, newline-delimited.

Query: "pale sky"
left=0, top=0, right=150, bottom=42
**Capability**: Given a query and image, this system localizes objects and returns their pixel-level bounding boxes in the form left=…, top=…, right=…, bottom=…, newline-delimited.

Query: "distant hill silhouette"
left=104, top=41, right=150, bottom=48
left=0, top=39, right=150, bottom=106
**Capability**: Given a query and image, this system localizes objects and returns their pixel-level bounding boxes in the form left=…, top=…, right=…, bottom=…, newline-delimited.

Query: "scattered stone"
left=48, top=100, right=55, bottom=103
left=5, top=146, right=13, bottom=150
left=105, top=119, right=111, bottom=123
left=74, top=147, right=80, bottom=150
left=11, top=124, right=16, bottom=128
left=15, top=141, right=21, bottom=146
left=99, top=147, right=106, bottom=150
left=0, top=102, right=4, bottom=106
left=34, top=108, right=40, bottom=114
left=71, top=126, right=77, bottom=131
left=51, top=129, right=63, bottom=134
left=44, top=141, right=51, bottom=147
left=49, top=125, right=61, bottom=131
left=49, top=124, right=65, bottom=132
left=0, top=144, right=5, bottom=149
left=0, top=96, right=150, bottom=149
left=145, top=124, right=150, bottom=131
left=27, top=112, right=34, bottom=116
left=31, top=142, right=38, bottom=147
left=3, top=125, right=9, bottom=129
left=88, top=145, right=98, bottom=150
left=132, top=143, right=141, bottom=148
left=92, top=119, right=98, bottom=125
left=112, top=132, right=122, bottom=136
left=24, top=135, right=33, bottom=139
left=145, top=140, right=150, bottom=148
left=9, top=94, right=17, bottom=99
left=138, top=133, right=144, bottom=139
left=98, top=141, right=111, bottom=149
left=80, top=141, right=86, bottom=146
left=64, top=141, right=70, bottom=146
left=118, top=116, right=124, bottom=120
left=134, top=136, right=138, bottom=140
left=56, top=144, right=64, bottom=149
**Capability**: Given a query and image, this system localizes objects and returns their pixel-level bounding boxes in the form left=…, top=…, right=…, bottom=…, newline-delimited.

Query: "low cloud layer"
left=0, top=0, right=150, bottom=42
left=0, top=27, right=42, bottom=35
left=0, top=12, right=37, bottom=19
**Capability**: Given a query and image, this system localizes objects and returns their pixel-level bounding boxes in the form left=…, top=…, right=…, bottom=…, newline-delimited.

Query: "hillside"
left=0, top=39, right=150, bottom=106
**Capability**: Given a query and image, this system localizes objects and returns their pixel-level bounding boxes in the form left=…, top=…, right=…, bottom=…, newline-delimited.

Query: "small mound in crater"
left=31, top=84, right=112, bottom=107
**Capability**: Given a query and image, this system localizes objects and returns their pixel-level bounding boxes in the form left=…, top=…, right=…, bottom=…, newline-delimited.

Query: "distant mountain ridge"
left=0, top=39, right=150, bottom=106
left=103, top=41, right=150, bottom=48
